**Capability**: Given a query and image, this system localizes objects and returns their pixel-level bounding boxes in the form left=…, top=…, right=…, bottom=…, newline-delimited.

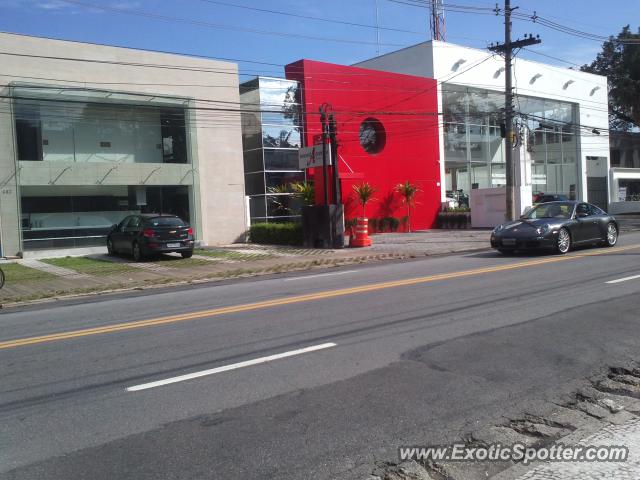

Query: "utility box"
left=302, top=205, right=344, bottom=249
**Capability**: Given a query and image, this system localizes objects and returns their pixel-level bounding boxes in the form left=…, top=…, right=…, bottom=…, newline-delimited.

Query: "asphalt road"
left=3, top=233, right=640, bottom=479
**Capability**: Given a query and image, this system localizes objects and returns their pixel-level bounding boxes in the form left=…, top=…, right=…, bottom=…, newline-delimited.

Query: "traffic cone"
left=350, top=218, right=372, bottom=247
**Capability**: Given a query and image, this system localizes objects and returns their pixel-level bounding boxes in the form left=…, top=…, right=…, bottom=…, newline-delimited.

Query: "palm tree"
left=290, top=181, right=315, bottom=206
left=353, top=182, right=376, bottom=219
left=395, top=181, right=420, bottom=232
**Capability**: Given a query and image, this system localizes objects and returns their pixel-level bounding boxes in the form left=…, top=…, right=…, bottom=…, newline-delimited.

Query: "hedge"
left=249, top=222, right=303, bottom=246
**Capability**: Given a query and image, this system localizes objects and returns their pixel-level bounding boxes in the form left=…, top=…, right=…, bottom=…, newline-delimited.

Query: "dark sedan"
left=107, top=214, right=194, bottom=261
left=491, top=201, right=619, bottom=254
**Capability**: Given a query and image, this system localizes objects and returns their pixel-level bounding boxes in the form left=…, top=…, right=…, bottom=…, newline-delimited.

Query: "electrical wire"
left=196, top=0, right=423, bottom=35
left=56, top=0, right=406, bottom=48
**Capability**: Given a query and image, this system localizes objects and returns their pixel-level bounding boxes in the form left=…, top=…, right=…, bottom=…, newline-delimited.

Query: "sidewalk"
left=0, top=229, right=490, bottom=306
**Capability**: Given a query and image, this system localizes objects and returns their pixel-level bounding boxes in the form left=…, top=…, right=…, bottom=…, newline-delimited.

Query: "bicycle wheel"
left=0, top=267, right=4, bottom=289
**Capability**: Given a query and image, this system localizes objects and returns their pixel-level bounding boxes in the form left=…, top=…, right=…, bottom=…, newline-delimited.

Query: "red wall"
left=285, top=59, right=441, bottom=231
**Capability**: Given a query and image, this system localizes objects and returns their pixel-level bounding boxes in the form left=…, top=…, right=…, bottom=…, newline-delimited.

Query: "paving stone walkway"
left=21, top=259, right=90, bottom=279
left=514, top=417, right=640, bottom=479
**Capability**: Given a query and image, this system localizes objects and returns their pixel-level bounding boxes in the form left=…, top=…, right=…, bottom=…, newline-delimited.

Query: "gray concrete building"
left=0, top=32, right=246, bottom=256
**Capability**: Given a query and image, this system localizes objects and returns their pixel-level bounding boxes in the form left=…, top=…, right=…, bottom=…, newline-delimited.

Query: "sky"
left=0, top=0, right=637, bottom=80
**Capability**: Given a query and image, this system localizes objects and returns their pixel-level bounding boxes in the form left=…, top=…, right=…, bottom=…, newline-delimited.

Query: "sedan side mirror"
left=576, top=212, right=589, bottom=218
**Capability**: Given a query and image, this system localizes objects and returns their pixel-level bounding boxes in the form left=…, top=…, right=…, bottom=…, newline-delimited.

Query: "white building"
left=0, top=32, right=247, bottom=257
left=357, top=41, right=610, bottom=224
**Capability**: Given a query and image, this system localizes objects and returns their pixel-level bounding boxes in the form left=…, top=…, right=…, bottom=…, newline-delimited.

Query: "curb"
left=0, top=247, right=491, bottom=310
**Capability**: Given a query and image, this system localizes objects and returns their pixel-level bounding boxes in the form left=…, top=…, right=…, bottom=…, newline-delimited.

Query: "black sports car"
left=490, top=201, right=619, bottom=254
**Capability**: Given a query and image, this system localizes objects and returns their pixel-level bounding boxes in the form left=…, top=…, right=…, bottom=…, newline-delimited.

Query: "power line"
left=388, top=0, right=640, bottom=45
left=196, top=0, right=423, bottom=35
left=57, top=0, right=406, bottom=48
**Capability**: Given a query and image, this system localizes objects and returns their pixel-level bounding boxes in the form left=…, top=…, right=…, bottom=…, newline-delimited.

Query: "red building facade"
left=285, top=60, right=441, bottom=231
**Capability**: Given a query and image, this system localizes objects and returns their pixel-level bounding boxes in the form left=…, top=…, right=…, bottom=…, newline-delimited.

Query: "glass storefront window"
left=241, top=77, right=304, bottom=223
left=261, top=111, right=297, bottom=126
left=245, top=172, right=266, bottom=195
left=266, top=194, right=304, bottom=217
left=249, top=196, right=267, bottom=218
left=14, top=98, right=189, bottom=164
left=20, top=185, right=190, bottom=250
left=243, top=149, right=264, bottom=173
left=265, top=171, right=305, bottom=190
left=491, top=163, right=506, bottom=187
left=619, top=179, right=640, bottom=201
left=262, top=125, right=301, bottom=149
left=442, top=83, right=579, bottom=201
left=263, top=149, right=300, bottom=170
left=258, top=78, right=300, bottom=108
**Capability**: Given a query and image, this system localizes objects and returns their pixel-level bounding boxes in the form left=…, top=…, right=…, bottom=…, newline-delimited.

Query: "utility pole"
left=328, top=113, right=341, bottom=206
left=489, top=1, right=540, bottom=221
left=430, top=0, right=446, bottom=41
left=319, top=105, right=330, bottom=206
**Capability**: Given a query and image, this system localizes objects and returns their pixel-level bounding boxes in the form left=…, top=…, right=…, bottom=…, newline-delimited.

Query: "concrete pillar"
left=0, top=89, right=22, bottom=257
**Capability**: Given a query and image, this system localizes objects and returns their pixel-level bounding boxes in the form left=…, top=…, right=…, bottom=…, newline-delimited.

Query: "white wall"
left=0, top=32, right=246, bottom=254
left=356, top=41, right=610, bottom=206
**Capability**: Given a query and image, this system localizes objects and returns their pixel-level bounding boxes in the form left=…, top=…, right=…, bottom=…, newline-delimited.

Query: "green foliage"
left=581, top=25, right=640, bottom=131
left=381, top=216, right=400, bottom=232
left=266, top=184, right=294, bottom=215
left=266, top=181, right=314, bottom=215
left=443, top=206, right=471, bottom=213
left=353, top=182, right=376, bottom=218
left=369, top=217, right=400, bottom=232
left=43, top=257, right=135, bottom=275
left=249, top=222, right=303, bottom=246
left=395, top=181, right=420, bottom=205
left=290, top=181, right=315, bottom=206
left=395, top=180, right=421, bottom=232
left=437, top=210, right=470, bottom=229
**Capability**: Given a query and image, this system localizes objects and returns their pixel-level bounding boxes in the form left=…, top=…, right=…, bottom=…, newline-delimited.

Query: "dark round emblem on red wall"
left=359, top=117, right=386, bottom=154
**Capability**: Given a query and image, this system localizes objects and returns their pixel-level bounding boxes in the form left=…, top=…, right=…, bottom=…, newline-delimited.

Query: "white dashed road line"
left=605, top=274, right=640, bottom=284
left=126, top=342, right=337, bottom=392
left=283, top=270, right=359, bottom=282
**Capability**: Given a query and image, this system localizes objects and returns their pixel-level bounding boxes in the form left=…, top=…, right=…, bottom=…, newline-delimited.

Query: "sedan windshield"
left=523, top=202, right=574, bottom=219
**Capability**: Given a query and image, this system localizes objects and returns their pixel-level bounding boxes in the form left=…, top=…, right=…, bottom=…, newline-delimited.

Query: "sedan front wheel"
left=556, top=228, right=571, bottom=254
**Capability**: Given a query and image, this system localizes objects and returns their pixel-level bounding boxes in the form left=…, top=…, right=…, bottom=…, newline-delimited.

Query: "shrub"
left=384, top=216, right=400, bottom=231
left=250, top=222, right=303, bottom=246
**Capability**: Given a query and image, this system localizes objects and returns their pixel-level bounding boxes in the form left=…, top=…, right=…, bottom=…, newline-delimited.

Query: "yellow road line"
left=1, top=244, right=638, bottom=351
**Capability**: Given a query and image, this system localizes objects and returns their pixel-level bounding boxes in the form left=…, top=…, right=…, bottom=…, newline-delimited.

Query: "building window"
left=14, top=96, right=189, bottom=164
left=442, top=83, right=579, bottom=202
left=20, top=185, right=191, bottom=250
left=240, top=77, right=305, bottom=223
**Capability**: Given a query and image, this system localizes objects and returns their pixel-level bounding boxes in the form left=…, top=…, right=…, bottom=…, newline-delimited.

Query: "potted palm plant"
left=353, top=182, right=376, bottom=219
left=395, top=181, right=420, bottom=232
left=351, top=182, right=376, bottom=247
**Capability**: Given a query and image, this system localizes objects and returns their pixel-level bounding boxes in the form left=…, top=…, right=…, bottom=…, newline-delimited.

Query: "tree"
left=352, top=182, right=376, bottom=219
left=395, top=181, right=421, bottom=232
left=581, top=25, right=640, bottom=131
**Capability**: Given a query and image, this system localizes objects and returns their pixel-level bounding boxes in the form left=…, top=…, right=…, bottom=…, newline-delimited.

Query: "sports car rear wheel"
left=556, top=227, right=571, bottom=254
left=605, top=222, right=618, bottom=247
